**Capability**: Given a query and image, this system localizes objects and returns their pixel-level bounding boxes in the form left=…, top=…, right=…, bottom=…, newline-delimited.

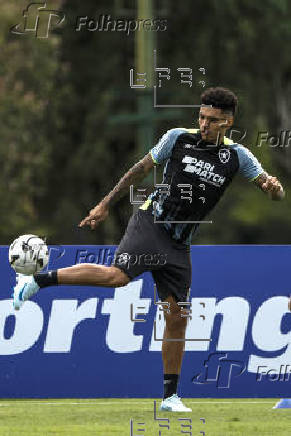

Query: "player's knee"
left=108, top=266, right=130, bottom=287
left=165, top=310, right=187, bottom=331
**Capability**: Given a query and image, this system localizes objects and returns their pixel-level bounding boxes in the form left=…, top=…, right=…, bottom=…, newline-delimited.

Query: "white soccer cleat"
left=160, top=394, right=192, bottom=412
left=12, top=274, right=40, bottom=310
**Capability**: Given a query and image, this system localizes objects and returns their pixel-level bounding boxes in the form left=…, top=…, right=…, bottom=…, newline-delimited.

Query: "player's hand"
left=261, top=176, right=284, bottom=200
left=79, top=202, right=109, bottom=230
left=288, top=295, right=291, bottom=312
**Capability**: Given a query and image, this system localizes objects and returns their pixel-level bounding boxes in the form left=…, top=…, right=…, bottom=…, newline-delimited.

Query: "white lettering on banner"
left=0, top=300, right=43, bottom=355
left=149, top=297, right=250, bottom=352
left=248, top=297, right=291, bottom=373
left=101, top=280, right=151, bottom=353
left=0, top=293, right=289, bottom=363
left=43, top=298, right=98, bottom=353
left=185, top=299, right=217, bottom=351
left=216, top=297, right=250, bottom=350
left=149, top=301, right=165, bottom=351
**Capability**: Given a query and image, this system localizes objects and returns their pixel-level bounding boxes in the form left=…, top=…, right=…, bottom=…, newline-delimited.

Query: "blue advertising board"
left=0, top=245, right=290, bottom=398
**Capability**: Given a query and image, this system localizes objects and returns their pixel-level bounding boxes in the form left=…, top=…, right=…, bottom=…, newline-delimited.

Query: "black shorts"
left=112, top=208, right=192, bottom=303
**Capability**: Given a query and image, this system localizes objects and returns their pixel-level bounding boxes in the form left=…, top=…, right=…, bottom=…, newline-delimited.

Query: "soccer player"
left=13, top=87, right=285, bottom=412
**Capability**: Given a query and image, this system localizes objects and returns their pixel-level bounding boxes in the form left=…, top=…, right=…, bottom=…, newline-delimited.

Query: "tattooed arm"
left=79, top=153, right=155, bottom=229
left=253, top=172, right=285, bottom=201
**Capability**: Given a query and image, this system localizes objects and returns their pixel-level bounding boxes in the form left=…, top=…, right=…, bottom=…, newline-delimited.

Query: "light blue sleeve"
left=234, top=145, right=264, bottom=181
left=150, top=128, right=186, bottom=164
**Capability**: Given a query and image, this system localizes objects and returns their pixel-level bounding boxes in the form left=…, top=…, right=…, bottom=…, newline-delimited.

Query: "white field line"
left=0, top=400, right=276, bottom=407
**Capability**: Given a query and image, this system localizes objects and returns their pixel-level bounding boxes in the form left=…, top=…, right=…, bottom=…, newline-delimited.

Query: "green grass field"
left=0, top=398, right=289, bottom=436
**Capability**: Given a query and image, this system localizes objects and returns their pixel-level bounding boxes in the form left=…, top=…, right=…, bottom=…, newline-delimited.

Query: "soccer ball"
left=9, top=234, right=49, bottom=275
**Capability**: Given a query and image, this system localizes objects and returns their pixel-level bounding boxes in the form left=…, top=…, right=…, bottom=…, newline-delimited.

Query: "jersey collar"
left=187, top=129, right=234, bottom=147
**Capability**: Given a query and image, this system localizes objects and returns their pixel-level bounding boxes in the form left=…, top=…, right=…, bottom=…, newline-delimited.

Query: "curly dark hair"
left=200, top=87, right=238, bottom=115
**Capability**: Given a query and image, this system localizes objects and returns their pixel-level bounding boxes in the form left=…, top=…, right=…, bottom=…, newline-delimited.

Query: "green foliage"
left=0, top=0, right=290, bottom=244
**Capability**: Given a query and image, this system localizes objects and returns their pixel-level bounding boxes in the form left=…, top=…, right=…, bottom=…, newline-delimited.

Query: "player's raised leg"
left=12, top=264, right=129, bottom=310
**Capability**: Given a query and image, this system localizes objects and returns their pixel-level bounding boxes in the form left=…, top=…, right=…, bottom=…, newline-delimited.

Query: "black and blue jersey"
left=140, top=128, right=264, bottom=245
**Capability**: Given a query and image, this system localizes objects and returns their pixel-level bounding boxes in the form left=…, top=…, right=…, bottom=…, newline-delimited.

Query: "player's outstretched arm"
left=79, top=152, right=155, bottom=229
left=253, top=172, right=285, bottom=201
